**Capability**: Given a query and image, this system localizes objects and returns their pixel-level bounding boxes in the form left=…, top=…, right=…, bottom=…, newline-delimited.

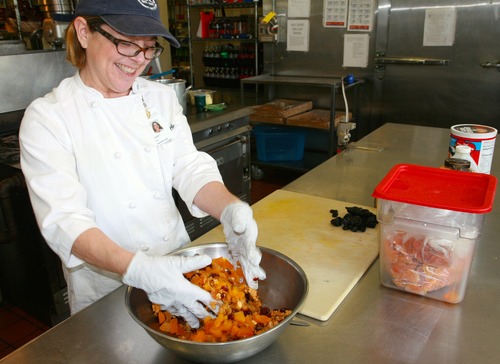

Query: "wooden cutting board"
left=192, top=189, right=380, bottom=321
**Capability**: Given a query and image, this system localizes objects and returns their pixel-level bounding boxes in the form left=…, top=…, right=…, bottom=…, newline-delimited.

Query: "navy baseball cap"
left=75, top=0, right=180, bottom=48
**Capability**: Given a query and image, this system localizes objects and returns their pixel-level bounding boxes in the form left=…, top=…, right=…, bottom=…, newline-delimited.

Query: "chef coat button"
left=144, top=145, right=152, bottom=153
left=153, top=191, right=161, bottom=199
left=128, top=201, right=136, bottom=208
left=140, top=245, right=149, bottom=251
left=90, top=101, right=98, bottom=108
left=114, top=152, right=121, bottom=159
left=162, top=236, right=169, bottom=242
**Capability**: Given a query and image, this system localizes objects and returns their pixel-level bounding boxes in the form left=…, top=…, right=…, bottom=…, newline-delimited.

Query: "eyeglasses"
left=91, top=26, right=164, bottom=60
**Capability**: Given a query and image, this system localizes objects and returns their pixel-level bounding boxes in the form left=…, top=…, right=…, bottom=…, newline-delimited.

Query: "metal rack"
left=240, top=74, right=364, bottom=174
left=186, top=1, right=261, bottom=88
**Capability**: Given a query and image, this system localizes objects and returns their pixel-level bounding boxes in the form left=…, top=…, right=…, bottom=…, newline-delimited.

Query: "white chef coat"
left=19, top=72, right=223, bottom=313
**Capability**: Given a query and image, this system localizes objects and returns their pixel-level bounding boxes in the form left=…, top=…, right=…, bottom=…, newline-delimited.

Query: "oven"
left=0, top=49, right=75, bottom=326
left=0, top=112, right=70, bottom=326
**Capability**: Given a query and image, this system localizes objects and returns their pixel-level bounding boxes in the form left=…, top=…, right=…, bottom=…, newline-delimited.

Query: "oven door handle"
left=204, top=137, right=245, bottom=156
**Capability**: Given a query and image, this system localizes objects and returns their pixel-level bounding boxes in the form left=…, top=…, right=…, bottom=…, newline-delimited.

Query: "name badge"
left=148, top=106, right=174, bottom=145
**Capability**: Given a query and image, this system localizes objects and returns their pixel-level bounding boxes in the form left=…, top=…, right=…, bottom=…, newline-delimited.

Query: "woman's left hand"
left=220, top=202, right=266, bottom=289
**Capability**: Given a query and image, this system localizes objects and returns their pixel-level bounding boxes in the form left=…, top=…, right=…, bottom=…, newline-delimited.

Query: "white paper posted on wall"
left=287, top=20, right=310, bottom=52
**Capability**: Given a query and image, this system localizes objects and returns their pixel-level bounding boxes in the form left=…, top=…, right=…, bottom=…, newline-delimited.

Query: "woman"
left=19, top=0, right=265, bottom=328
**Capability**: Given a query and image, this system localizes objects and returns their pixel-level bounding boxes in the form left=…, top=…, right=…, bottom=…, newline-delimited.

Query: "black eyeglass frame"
left=89, top=23, right=164, bottom=60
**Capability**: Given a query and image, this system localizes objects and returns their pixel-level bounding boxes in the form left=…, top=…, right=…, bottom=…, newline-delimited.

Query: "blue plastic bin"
left=252, top=125, right=306, bottom=162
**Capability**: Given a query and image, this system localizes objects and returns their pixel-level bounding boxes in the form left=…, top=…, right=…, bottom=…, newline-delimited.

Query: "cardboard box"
left=252, top=99, right=313, bottom=118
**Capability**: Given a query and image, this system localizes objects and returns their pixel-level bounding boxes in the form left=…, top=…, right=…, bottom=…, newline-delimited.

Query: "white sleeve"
left=162, top=95, right=223, bottom=217
left=19, top=98, right=96, bottom=268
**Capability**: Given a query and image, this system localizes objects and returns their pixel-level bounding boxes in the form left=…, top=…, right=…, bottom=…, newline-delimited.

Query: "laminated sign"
left=287, top=20, right=310, bottom=52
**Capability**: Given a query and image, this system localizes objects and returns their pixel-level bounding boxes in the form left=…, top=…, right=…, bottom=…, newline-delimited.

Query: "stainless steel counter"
left=2, top=123, right=499, bottom=363
left=185, top=104, right=254, bottom=135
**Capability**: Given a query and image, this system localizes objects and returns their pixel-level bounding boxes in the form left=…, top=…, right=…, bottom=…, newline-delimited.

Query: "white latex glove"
left=123, top=251, right=217, bottom=328
left=220, top=201, right=266, bottom=289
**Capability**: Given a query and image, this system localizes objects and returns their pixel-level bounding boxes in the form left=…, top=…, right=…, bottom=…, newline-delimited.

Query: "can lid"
left=451, top=124, right=498, bottom=140
left=372, top=164, right=497, bottom=213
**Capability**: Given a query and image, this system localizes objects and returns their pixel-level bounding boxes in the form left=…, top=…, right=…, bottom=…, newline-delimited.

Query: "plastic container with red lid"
left=372, top=164, right=497, bottom=303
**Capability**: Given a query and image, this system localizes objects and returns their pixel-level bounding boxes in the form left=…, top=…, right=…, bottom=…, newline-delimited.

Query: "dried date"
left=330, top=206, right=378, bottom=232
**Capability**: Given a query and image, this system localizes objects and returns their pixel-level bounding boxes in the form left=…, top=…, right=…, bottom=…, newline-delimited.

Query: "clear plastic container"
left=372, top=164, right=497, bottom=303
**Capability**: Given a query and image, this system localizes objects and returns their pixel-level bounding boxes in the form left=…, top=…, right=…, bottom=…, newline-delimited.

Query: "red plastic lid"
left=372, top=164, right=497, bottom=213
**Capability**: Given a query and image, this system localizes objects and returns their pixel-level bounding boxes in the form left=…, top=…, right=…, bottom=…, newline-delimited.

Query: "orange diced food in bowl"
left=152, top=257, right=292, bottom=342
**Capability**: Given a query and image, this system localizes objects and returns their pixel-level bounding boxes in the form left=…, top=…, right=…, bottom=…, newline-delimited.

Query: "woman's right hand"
left=122, top=252, right=217, bottom=328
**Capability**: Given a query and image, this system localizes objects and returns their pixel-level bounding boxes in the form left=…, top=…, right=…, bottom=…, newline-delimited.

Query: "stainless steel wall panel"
left=372, top=0, right=500, bottom=130
left=0, top=50, right=75, bottom=114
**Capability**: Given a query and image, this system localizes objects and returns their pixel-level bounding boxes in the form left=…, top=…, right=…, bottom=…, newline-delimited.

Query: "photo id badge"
left=149, top=108, right=173, bottom=144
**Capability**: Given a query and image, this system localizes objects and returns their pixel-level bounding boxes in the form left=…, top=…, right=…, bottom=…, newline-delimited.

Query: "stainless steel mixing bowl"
left=125, top=243, right=308, bottom=363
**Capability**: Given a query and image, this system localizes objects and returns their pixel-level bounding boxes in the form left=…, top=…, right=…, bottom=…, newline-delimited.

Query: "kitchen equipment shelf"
left=186, top=0, right=262, bottom=89
left=186, top=2, right=259, bottom=9
left=241, top=74, right=364, bottom=174
left=168, top=0, right=190, bottom=72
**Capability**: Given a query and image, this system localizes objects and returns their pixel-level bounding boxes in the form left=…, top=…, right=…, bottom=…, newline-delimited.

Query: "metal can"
left=449, top=124, right=498, bottom=174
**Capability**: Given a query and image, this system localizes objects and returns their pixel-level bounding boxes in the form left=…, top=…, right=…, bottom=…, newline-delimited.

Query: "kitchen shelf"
left=190, top=38, right=256, bottom=43
left=186, top=0, right=262, bottom=89
left=168, top=0, right=189, bottom=70
left=186, top=2, right=260, bottom=9
left=241, top=74, right=364, bottom=174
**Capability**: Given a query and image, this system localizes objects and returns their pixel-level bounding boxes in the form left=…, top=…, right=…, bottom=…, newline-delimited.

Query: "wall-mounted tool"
left=337, top=75, right=357, bottom=153
left=337, top=120, right=356, bottom=152
left=259, top=11, right=279, bottom=42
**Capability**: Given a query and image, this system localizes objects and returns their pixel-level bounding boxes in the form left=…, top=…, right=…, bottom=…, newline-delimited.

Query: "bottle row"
left=188, top=0, right=257, bottom=5
left=204, top=66, right=256, bottom=79
left=202, top=44, right=256, bottom=67
left=203, top=66, right=255, bottom=87
left=199, top=13, right=254, bottom=39
left=210, top=16, right=253, bottom=39
left=202, top=44, right=255, bottom=59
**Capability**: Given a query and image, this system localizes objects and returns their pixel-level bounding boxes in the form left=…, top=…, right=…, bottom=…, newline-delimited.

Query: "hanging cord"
left=341, top=77, right=349, bottom=123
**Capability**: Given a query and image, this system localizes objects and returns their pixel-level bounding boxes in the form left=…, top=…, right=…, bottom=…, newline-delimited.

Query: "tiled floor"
left=0, top=166, right=301, bottom=360
left=250, top=166, right=303, bottom=204
left=0, top=301, right=50, bottom=359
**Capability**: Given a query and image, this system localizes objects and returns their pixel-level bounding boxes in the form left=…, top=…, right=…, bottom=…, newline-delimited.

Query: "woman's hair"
left=65, top=16, right=104, bottom=69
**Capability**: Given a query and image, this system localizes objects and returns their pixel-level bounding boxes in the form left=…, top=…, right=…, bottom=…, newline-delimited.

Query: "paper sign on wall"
left=343, top=33, right=369, bottom=68
left=288, top=0, right=311, bottom=18
left=423, top=8, right=456, bottom=46
left=347, top=0, right=374, bottom=31
left=287, top=20, right=310, bottom=52
left=323, top=0, right=348, bottom=28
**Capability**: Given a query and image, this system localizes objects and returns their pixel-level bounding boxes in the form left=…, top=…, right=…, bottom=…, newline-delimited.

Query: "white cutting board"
left=192, top=189, right=380, bottom=321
